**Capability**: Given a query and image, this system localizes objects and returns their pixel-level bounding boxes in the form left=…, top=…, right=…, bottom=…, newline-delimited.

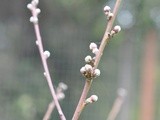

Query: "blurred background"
left=0, top=0, right=160, bottom=120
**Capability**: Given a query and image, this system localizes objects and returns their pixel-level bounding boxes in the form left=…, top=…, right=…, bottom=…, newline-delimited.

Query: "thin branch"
left=106, top=88, right=127, bottom=120
left=43, top=101, right=55, bottom=120
left=72, top=80, right=93, bottom=120
left=27, top=1, right=66, bottom=120
left=43, top=82, right=68, bottom=120
left=94, top=0, right=122, bottom=69
left=72, top=0, right=122, bottom=120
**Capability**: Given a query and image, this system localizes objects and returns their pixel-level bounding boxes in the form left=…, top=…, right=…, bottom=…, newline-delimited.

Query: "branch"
left=106, top=88, right=127, bottom=120
left=72, top=0, right=122, bottom=120
left=43, top=82, right=68, bottom=120
left=27, top=1, right=66, bottom=120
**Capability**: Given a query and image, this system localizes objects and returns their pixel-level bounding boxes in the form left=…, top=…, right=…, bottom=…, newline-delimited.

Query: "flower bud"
left=31, top=0, right=39, bottom=6
left=85, top=95, right=98, bottom=104
left=44, top=50, right=50, bottom=58
left=57, top=93, right=65, bottom=100
left=85, top=55, right=92, bottom=63
left=90, top=95, right=98, bottom=102
left=92, top=48, right=99, bottom=55
left=58, top=82, right=68, bottom=91
left=89, top=42, right=97, bottom=50
left=94, top=69, right=101, bottom=77
left=43, top=72, right=47, bottom=77
left=30, top=16, right=38, bottom=24
left=84, top=64, right=92, bottom=71
left=35, top=8, right=41, bottom=14
left=80, top=66, right=86, bottom=74
left=27, top=4, right=33, bottom=10
left=35, top=40, right=39, bottom=45
left=113, top=25, right=121, bottom=33
left=104, top=6, right=111, bottom=12
left=103, top=6, right=111, bottom=15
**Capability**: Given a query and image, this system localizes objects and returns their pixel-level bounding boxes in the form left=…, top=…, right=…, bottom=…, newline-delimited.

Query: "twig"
left=43, top=101, right=55, bottom=120
left=43, top=82, right=68, bottom=120
left=72, top=80, right=93, bottom=120
left=27, top=1, right=66, bottom=120
left=72, top=0, right=122, bottom=120
left=94, top=0, right=122, bottom=68
left=106, top=88, right=127, bottom=120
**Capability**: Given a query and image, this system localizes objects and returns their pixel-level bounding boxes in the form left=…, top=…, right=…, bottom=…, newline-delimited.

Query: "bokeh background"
left=0, top=0, right=160, bottom=120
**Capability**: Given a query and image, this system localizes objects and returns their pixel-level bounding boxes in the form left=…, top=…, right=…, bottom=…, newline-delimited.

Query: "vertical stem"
left=94, top=0, right=121, bottom=69
left=43, top=101, right=55, bottom=120
left=72, top=0, right=122, bottom=120
left=33, top=23, right=66, bottom=120
left=30, top=5, right=66, bottom=119
left=107, top=88, right=127, bottom=120
left=72, top=80, right=93, bottom=120
left=107, top=97, right=124, bottom=120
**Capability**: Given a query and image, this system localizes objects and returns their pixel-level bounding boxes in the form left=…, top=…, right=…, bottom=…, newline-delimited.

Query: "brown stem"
left=106, top=96, right=124, bottom=120
left=43, top=101, right=55, bottom=120
left=30, top=6, right=66, bottom=120
left=106, top=88, right=127, bottom=120
left=94, top=0, right=122, bottom=69
left=72, top=80, right=93, bottom=120
left=72, top=0, right=122, bottom=120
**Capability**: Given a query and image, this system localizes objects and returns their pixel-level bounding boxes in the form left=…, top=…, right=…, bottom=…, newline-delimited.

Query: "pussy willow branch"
left=72, top=0, right=122, bottom=120
left=30, top=4, right=66, bottom=120
left=94, top=0, right=121, bottom=68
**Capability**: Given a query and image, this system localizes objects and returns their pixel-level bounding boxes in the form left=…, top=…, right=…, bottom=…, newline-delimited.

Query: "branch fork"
left=27, top=0, right=66, bottom=120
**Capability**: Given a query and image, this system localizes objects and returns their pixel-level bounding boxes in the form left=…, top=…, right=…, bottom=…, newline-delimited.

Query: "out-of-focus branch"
left=107, top=88, right=127, bottom=120
left=43, top=83, right=68, bottom=120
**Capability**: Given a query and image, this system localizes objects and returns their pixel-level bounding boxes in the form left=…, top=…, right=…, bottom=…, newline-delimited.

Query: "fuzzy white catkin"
left=31, top=0, right=39, bottom=6
left=84, top=64, right=92, bottom=71
left=89, top=42, right=97, bottom=50
left=94, top=69, right=100, bottom=77
left=113, top=25, right=121, bottom=33
left=35, top=8, right=41, bottom=14
left=90, top=95, right=98, bottom=102
left=80, top=67, right=86, bottom=73
left=35, top=40, right=39, bottom=45
left=59, top=82, right=68, bottom=91
left=27, top=4, right=33, bottom=10
left=103, top=5, right=111, bottom=12
left=92, top=48, right=99, bottom=55
left=44, top=51, right=50, bottom=58
left=43, top=72, right=47, bottom=76
left=103, top=6, right=111, bottom=15
left=30, top=16, right=38, bottom=24
left=57, top=93, right=65, bottom=100
left=85, top=55, right=92, bottom=63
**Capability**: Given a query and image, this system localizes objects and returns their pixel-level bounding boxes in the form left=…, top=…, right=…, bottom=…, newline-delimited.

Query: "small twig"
left=94, top=0, right=122, bottom=68
left=27, top=1, right=66, bottom=120
left=72, top=80, right=93, bottom=120
left=43, top=101, right=55, bottom=120
left=72, top=0, right=122, bottom=120
left=106, top=88, right=127, bottom=120
left=43, top=83, right=68, bottom=120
